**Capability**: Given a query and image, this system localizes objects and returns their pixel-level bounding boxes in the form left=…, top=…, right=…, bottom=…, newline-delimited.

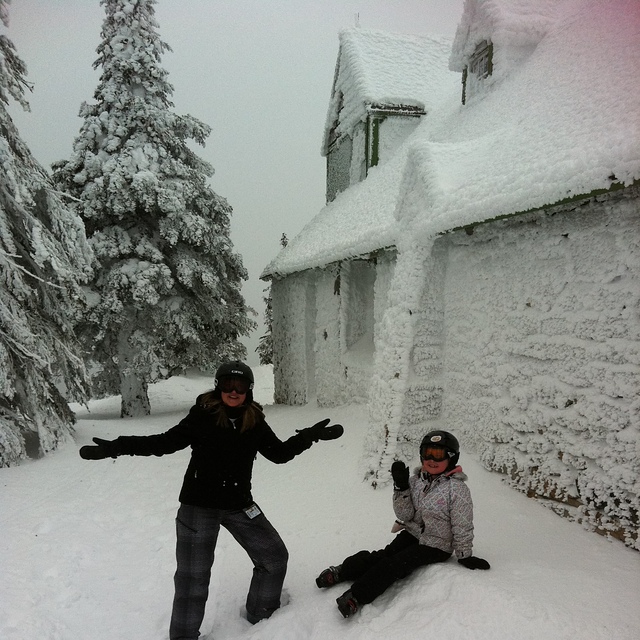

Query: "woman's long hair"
left=199, top=390, right=264, bottom=432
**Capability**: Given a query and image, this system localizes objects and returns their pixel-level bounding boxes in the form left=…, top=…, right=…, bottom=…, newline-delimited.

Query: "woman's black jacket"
left=111, top=396, right=313, bottom=510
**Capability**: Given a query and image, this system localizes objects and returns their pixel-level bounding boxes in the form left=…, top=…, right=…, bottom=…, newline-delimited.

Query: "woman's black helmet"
left=213, top=361, right=255, bottom=405
left=419, top=430, right=460, bottom=469
left=214, top=360, right=254, bottom=387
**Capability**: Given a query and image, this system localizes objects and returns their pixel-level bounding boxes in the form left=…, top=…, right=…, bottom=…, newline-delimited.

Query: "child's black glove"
left=297, top=418, right=344, bottom=443
left=458, top=556, right=490, bottom=570
left=79, top=437, right=119, bottom=460
left=391, top=461, right=410, bottom=490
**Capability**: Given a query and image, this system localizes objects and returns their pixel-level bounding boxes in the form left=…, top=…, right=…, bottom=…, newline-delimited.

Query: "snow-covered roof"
left=264, top=0, right=640, bottom=279
left=263, top=143, right=407, bottom=278
left=449, top=0, right=559, bottom=72
left=321, top=28, right=455, bottom=156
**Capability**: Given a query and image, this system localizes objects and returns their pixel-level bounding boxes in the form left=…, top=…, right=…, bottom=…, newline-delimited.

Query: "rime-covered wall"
left=341, top=260, right=377, bottom=403
left=373, top=252, right=396, bottom=347
left=349, top=122, right=367, bottom=186
left=272, top=256, right=396, bottom=408
left=271, top=273, right=312, bottom=405
left=439, top=188, right=640, bottom=548
left=327, top=115, right=422, bottom=205
left=314, top=265, right=343, bottom=406
left=397, top=243, right=447, bottom=462
left=271, top=190, right=639, bottom=547
left=326, top=135, right=353, bottom=203
left=377, top=116, right=421, bottom=166
left=343, top=261, right=376, bottom=349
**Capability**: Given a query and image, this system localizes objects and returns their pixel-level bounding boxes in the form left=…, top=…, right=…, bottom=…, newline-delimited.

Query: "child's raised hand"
left=391, top=461, right=410, bottom=490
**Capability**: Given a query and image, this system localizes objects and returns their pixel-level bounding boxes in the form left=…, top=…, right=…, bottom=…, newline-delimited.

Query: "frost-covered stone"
left=266, top=0, right=640, bottom=548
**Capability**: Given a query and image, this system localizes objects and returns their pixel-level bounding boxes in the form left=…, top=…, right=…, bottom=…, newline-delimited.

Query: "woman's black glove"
left=297, top=418, right=344, bottom=443
left=79, top=437, right=119, bottom=460
left=391, top=461, right=410, bottom=490
left=458, top=556, right=491, bottom=570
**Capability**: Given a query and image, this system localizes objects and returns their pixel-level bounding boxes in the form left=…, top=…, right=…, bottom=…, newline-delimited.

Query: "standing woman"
left=79, top=361, right=343, bottom=639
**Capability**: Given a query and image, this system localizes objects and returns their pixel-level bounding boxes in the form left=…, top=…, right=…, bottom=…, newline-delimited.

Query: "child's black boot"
left=336, top=589, right=359, bottom=618
left=315, top=565, right=342, bottom=588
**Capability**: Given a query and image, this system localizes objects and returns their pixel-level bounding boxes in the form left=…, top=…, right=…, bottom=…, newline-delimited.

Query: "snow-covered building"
left=262, top=0, right=640, bottom=549
left=323, top=29, right=455, bottom=203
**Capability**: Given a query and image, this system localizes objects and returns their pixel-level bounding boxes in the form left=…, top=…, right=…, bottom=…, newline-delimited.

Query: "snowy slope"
left=2, top=367, right=639, bottom=640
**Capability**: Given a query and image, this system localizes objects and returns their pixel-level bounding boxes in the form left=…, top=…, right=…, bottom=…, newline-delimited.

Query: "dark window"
left=462, top=40, right=493, bottom=104
left=368, top=116, right=384, bottom=169
left=470, top=40, right=493, bottom=78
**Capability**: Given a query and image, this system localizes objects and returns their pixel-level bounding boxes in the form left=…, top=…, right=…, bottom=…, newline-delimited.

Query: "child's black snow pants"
left=169, top=503, right=288, bottom=640
left=340, top=530, right=451, bottom=604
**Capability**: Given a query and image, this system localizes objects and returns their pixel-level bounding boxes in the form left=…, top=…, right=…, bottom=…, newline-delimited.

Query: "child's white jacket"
left=392, top=466, right=474, bottom=559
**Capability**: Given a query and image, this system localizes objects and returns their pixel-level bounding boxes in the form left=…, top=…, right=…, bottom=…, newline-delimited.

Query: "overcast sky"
left=4, top=0, right=464, bottom=363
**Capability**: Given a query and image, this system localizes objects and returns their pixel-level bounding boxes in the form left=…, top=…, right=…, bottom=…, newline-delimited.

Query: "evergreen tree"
left=0, top=1, right=93, bottom=466
left=53, top=0, right=254, bottom=417
left=256, top=233, right=287, bottom=366
left=256, top=285, right=273, bottom=366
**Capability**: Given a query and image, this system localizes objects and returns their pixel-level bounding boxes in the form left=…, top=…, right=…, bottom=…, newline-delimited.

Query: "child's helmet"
left=419, top=430, right=460, bottom=468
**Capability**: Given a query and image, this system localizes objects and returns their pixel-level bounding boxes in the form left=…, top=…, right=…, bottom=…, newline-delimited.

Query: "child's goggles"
left=421, top=446, right=450, bottom=462
left=218, top=377, right=251, bottom=394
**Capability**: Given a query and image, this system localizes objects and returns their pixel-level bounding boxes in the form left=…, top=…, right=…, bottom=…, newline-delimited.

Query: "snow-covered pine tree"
left=256, top=233, right=287, bottom=366
left=256, top=285, right=273, bottom=366
left=53, top=0, right=254, bottom=417
left=0, top=1, right=94, bottom=466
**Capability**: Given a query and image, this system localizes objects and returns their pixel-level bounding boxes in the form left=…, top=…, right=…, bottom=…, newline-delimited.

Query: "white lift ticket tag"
left=244, top=504, right=262, bottom=519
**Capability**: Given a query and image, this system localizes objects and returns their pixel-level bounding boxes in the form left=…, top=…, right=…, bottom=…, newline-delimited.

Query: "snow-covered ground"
left=2, top=366, right=639, bottom=640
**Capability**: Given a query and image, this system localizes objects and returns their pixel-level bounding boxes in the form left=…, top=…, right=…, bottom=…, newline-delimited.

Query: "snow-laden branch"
left=0, top=248, right=64, bottom=289
left=0, top=325, right=50, bottom=368
left=50, top=189, right=82, bottom=203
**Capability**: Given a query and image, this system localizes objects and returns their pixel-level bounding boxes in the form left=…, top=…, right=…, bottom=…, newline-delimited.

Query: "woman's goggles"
left=218, top=377, right=251, bottom=394
left=421, top=446, right=450, bottom=462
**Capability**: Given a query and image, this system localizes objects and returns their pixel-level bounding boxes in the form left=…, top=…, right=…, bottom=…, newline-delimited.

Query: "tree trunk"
left=119, top=368, right=151, bottom=418
left=117, top=325, right=151, bottom=418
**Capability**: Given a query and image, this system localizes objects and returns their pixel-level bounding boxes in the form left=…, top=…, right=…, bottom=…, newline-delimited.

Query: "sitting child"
left=316, top=430, right=490, bottom=617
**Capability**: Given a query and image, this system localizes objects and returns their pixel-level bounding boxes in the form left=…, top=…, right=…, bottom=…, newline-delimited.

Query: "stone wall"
left=272, top=256, right=394, bottom=408
left=270, top=188, right=639, bottom=547
left=271, top=273, right=312, bottom=405
left=314, top=265, right=343, bottom=406
left=397, top=243, right=447, bottom=461
left=326, top=135, right=353, bottom=203
left=440, top=188, right=640, bottom=548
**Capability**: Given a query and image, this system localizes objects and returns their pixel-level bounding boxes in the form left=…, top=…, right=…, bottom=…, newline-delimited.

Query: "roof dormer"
left=322, top=28, right=456, bottom=202
left=450, top=0, right=560, bottom=104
